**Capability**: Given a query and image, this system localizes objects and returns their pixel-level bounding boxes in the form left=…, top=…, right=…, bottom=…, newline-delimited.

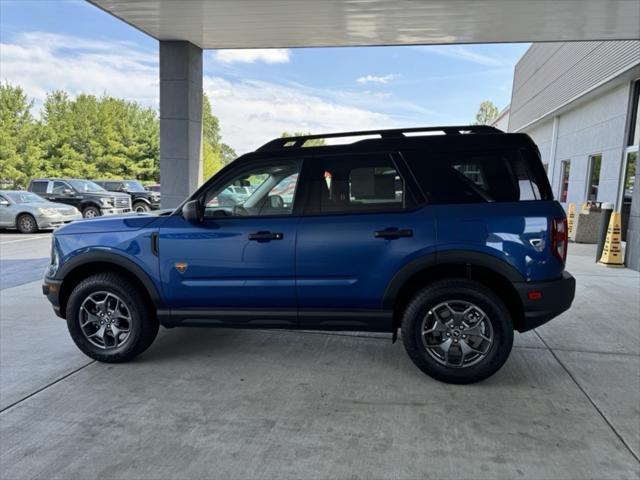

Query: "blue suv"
left=43, top=126, right=575, bottom=384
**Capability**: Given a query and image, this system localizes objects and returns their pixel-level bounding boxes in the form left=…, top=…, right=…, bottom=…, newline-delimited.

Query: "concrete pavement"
left=0, top=239, right=638, bottom=479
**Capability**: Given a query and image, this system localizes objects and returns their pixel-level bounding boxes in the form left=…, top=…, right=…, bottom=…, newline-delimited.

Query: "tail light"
left=551, top=218, right=568, bottom=264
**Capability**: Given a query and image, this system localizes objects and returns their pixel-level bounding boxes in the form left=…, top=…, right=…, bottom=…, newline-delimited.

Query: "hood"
left=55, top=213, right=164, bottom=235
left=22, top=201, right=77, bottom=210
left=83, top=191, right=131, bottom=199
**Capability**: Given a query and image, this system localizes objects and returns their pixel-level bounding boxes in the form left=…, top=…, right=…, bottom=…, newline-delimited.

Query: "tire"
left=133, top=201, right=150, bottom=213
left=16, top=213, right=38, bottom=233
left=401, top=278, right=513, bottom=384
left=66, top=272, right=159, bottom=363
left=82, top=206, right=101, bottom=218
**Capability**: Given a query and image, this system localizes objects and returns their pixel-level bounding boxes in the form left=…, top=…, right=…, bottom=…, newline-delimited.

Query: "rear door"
left=295, top=152, right=436, bottom=330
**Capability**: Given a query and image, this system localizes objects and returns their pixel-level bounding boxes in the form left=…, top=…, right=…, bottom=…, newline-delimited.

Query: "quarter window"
left=203, top=162, right=300, bottom=218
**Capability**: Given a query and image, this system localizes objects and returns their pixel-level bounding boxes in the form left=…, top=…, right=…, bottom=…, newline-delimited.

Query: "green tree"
left=202, top=93, right=237, bottom=179
left=474, top=100, right=499, bottom=125
left=0, top=83, right=44, bottom=188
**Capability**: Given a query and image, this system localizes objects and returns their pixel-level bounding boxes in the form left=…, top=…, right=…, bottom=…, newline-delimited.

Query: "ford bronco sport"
left=43, top=126, right=575, bottom=384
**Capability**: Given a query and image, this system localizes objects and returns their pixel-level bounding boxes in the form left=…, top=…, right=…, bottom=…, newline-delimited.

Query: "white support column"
left=159, top=41, right=203, bottom=208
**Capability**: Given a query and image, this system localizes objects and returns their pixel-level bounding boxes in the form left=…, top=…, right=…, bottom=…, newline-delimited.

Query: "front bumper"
left=100, top=207, right=132, bottom=216
left=36, top=212, right=83, bottom=229
left=42, top=278, right=64, bottom=318
left=514, top=271, right=576, bottom=332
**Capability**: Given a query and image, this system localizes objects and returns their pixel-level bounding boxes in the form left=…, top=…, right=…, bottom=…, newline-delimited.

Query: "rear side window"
left=30, top=181, right=48, bottom=193
left=304, top=154, right=406, bottom=213
left=404, top=149, right=550, bottom=204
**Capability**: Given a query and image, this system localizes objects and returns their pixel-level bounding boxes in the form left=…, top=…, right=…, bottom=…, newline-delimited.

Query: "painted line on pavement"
left=0, top=235, right=51, bottom=245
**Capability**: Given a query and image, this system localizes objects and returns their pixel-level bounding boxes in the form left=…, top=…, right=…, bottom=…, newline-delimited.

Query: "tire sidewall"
left=133, top=201, right=150, bottom=213
left=17, top=214, right=37, bottom=233
left=402, top=280, right=514, bottom=384
left=67, top=277, right=146, bottom=362
left=82, top=206, right=101, bottom=218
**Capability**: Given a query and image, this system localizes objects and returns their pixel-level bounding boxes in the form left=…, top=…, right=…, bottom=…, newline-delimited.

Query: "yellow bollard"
left=567, top=203, right=576, bottom=240
left=598, top=212, right=625, bottom=267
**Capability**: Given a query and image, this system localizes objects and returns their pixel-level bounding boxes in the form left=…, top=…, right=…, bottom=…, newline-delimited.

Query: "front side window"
left=305, top=154, right=405, bottom=213
left=52, top=181, right=72, bottom=193
left=203, top=162, right=300, bottom=218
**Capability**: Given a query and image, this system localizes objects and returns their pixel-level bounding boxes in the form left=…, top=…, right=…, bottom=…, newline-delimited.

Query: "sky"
left=0, top=0, right=530, bottom=154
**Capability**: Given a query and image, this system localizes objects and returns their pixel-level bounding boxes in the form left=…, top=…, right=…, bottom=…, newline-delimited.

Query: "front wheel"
left=16, top=213, right=38, bottom=233
left=133, top=201, right=150, bottom=213
left=66, top=273, right=159, bottom=362
left=82, top=206, right=101, bottom=218
left=401, top=279, right=513, bottom=384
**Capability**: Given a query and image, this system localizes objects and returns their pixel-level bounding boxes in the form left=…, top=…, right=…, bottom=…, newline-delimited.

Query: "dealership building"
left=503, top=40, right=640, bottom=267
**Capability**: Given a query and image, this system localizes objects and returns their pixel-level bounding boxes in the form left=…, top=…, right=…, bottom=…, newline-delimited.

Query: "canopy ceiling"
left=89, top=0, right=640, bottom=49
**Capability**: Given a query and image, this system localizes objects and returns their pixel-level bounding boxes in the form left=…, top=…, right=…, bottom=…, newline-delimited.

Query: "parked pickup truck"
left=93, top=179, right=161, bottom=213
left=42, top=126, right=575, bottom=384
left=28, top=178, right=132, bottom=218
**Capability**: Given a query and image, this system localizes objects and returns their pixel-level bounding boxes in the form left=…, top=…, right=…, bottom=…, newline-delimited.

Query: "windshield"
left=68, top=180, right=106, bottom=193
left=123, top=180, right=146, bottom=192
left=5, top=192, right=47, bottom=204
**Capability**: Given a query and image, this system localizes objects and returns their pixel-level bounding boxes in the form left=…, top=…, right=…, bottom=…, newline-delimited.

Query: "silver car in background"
left=0, top=190, right=82, bottom=233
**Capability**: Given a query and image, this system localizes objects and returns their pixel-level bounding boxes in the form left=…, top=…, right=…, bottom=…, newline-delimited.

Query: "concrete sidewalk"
left=0, top=242, right=638, bottom=479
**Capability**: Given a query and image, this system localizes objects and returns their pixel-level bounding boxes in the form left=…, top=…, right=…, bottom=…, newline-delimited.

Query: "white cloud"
left=0, top=32, right=159, bottom=108
left=204, top=77, right=399, bottom=154
left=212, top=49, right=290, bottom=64
left=0, top=32, right=400, bottom=154
left=356, top=73, right=401, bottom=84
left=415, top=45, right=505, bottom=66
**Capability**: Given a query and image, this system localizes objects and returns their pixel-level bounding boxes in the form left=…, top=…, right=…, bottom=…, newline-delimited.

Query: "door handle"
left=248, top=231, right=284, bottom=241
left=374, top=228, right=413, bottom=239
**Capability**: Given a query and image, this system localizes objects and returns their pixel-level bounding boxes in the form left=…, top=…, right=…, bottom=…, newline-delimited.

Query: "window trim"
left=558, top=159, right=571, bottom=203
left=197, top=157, right=305, bottom=221
left=299, top=151, right=414, bottom=217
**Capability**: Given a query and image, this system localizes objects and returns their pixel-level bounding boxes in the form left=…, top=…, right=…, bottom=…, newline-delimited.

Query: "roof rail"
left=257, top=125, right=503, bottom=151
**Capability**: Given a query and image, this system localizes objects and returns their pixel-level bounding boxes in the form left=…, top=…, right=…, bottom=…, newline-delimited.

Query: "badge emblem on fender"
left=175, top=262, right=188, bottom=273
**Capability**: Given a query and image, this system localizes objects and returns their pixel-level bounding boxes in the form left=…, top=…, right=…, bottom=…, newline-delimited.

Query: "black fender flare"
left=132, top=197, right=151, bottom=206
left=56, top=250, right=163, bottom=307
left=79, top=201, right=102, bottom=212
left=382, top=250, right=525, bottom=309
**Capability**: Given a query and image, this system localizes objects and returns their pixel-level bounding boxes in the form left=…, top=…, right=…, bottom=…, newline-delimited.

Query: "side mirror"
left=0, top=199, right=9, bottom=207
left=182, top=199, right=203, bottom=223
left=63, top=188, right=73, bottom=195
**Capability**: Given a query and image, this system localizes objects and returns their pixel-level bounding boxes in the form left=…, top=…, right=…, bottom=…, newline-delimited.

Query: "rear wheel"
left=82, top=206, right=101, bottom=218
left=66, top=273, right=159, bottom=362
left=17, top=213, right=38, bottom=233
left=401, top=279, right=513, bottom=384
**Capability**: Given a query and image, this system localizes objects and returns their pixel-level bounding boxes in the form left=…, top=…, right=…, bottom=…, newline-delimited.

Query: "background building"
left=507, top=41, right=640, bottom=269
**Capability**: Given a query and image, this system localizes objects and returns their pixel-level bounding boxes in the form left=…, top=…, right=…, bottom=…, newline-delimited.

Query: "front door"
left=50, top=180, right=79, bottom=207
left=295, top=153, right=436, bottom=331
left=159, top=159, right=302, bottom=327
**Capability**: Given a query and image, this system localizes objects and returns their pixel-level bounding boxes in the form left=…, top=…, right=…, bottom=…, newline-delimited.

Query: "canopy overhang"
left=89, top=0, right=640, bottom=49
